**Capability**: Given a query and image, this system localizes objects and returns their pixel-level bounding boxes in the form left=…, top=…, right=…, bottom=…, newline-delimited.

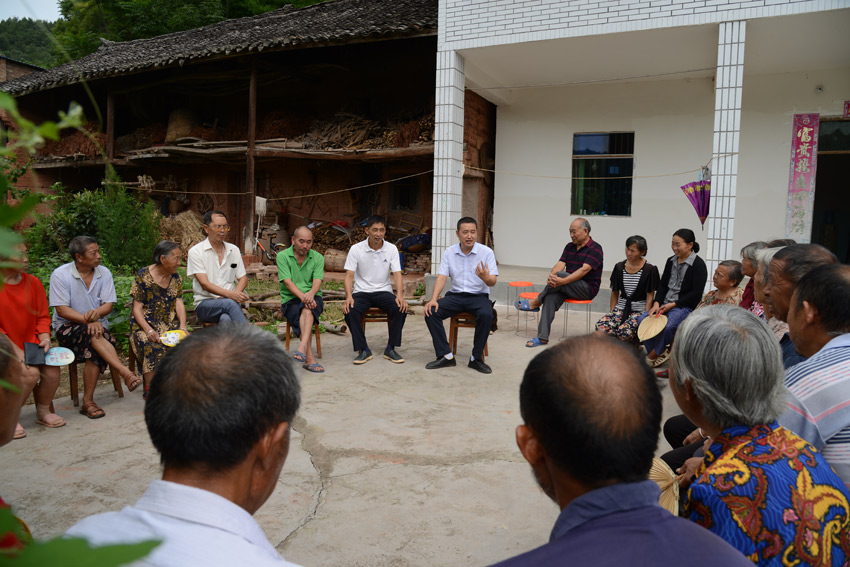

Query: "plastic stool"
left=516, top=291, right=540, bottom=337
left=561, top=298, right=594, bottom=338
left=506, top=281, right=533, bottom=319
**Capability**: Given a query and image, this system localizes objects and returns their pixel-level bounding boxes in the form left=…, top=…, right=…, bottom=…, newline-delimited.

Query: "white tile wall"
left=432, top=49, right=467, bottom=273
left=705, top=20, right=745, bottom=283
left=439, top=0, right=840, bottom=49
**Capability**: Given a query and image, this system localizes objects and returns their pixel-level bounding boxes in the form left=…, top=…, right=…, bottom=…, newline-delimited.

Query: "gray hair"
left=69, top=235, right=98, bottom=260
left=740, top=241, right=767, bottom=262
left=152, top=241, right=181, bottom=264
left=718, top=260, right=743, bottom=287
left=671, top=305, right=786, bottom=429
left=755, top=247, right=784, bottom=284
left=575, top=218, right=591, bottom=232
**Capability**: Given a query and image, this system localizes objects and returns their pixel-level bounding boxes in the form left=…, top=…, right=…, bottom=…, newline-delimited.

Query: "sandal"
left=13, top=424, right=26, bottom=439
left=650, top=349, right=671, bottom=368
left=655, top=370, right=669, bottom=379
left=80, top=401, right=106, bottom=419
left=123, top=373, right=142, bottom=392
left=302, top=362, right=325, bottom=373
left=526, top=337, right=548, bottom=348
left=292, top=350, right=306, bottom=363
left=515, top=299, right=540, bottom=312
left=36, top=413, right=66, bottom=428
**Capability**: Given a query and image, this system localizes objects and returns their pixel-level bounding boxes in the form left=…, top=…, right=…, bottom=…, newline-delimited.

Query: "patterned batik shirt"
left=684, top=422, right=850, bottom=566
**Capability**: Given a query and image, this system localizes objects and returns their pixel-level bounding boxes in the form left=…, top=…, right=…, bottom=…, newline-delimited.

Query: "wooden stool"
left=506, top=281, right=533, bottom=319
left=562, top=298, right=594, bottom=338
left=68, top=363, right=124, bottom=408
left=360, top=307, right=391, bottom=332
left=517, top=291, right=540, bottom=337
left=284, top=320, right=322, bottom=359
left=449, top=312, right=489, bottom=361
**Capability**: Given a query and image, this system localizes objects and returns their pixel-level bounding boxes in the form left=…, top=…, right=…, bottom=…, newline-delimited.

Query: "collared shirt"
left=276, top=246, right=324, bottom=304
left=186, top=238, right=247, bottom=306
left=65, top=480, right=301, bottom=567
left=344, top=239, right=401, bottom=294
left=489, top=480, right=751, bottom=567
left=558, top=237, right=604, bottom=297
left=664, top=251, right=696, bottom=303
left=438, top=242, right=498, bottom=295
left=685, top=421, right=850, bottom=565
left=780, top=333, right=850, bottom=489
left=49, top=262, right=117, bottom=331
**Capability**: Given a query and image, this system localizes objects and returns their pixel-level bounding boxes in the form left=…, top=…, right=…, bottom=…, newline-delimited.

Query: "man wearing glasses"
left=187, top=210, right=249, bottom=326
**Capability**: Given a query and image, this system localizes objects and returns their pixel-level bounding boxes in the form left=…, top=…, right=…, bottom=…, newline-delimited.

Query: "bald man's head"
left=519, top=334, right=661, bottom=486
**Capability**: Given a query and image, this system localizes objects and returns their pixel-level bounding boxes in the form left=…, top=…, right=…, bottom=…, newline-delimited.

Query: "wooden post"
left=244, top=61, right=257, bottom=253
left=106, top=90, right=115, bottom=161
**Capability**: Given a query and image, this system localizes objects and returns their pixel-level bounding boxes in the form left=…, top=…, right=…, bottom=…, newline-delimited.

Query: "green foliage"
left=51, top=0, right=329, bottom=62
left=413, top=282, right=425, bottom=297
left=0, top=18, right=56, bottom=68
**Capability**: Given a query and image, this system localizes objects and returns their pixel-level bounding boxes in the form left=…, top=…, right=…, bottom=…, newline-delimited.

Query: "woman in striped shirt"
left=595, top=235, right=659, bottom=341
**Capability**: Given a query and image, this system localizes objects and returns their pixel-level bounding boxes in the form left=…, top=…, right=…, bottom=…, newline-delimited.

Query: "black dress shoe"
left=468, top=358, right=492, bottom=374
left=383, top=348, right=405, bottom=363
left=425, top=356, right=457, bottom=370
left=353, top=350, right=373, bottom=365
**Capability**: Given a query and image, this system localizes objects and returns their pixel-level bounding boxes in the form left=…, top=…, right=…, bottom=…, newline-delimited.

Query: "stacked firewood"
left=403, top=252, right=431, bottom=273
left=37, top=124, right=106, bottom=158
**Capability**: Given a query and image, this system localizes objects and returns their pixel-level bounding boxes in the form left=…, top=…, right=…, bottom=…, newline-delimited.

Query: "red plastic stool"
left=507, top=280, right=533, bottom=319
left=562, top=298, right=594, bottom=338
left=517, top=291, right=540, bottom=337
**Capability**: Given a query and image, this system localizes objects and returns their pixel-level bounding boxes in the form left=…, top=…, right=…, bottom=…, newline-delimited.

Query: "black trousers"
left=342, top=291, right=406, bottom=352
left=659, top=413, right=703, bottom=471
left=425, top=292, right=492, bottom=361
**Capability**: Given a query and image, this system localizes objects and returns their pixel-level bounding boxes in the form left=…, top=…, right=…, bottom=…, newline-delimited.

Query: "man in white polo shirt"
left=342, top=215, right=408, bottom=364
left=187, top=210, right=249, bottom=326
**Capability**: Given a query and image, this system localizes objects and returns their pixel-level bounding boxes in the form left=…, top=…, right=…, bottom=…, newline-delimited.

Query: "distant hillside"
left=0, top=17, right=55, bottom=69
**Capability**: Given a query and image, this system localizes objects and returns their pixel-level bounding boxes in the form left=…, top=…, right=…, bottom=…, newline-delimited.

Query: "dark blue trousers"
left=425, top=292, right=492, bottom=361
left=343, top=291, right=407, bottom=352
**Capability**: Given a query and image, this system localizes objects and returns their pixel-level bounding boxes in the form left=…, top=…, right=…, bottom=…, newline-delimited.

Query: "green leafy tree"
left=0, top=18, right=56, bottom=68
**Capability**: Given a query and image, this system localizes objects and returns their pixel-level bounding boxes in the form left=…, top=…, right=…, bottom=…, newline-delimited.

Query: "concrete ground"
left=0, top=307, right=676, bottom=567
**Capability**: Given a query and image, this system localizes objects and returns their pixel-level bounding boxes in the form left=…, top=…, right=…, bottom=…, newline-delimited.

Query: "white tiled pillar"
left=706, top=21, right=745, bottom=285
left=432, top=50, right=465, bottom=273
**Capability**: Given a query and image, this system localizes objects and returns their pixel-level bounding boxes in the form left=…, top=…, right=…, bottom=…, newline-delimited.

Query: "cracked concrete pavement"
left=0, top=308, right=679, bottom=566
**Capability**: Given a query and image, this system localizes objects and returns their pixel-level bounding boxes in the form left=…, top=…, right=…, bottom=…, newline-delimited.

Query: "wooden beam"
left=106, top=90, right=115, bottom=160
left=244, top=60, right=257, bottom=253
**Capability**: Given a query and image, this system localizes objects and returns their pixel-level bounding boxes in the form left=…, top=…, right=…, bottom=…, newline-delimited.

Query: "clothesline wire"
left=117, top=151, right=738, bottom=196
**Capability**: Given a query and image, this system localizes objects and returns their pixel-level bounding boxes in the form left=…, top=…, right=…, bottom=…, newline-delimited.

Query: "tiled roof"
left=1, top=0, right=436, bottom=96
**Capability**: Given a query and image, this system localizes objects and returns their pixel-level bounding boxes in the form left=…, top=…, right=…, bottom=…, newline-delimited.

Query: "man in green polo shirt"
left=277, top=226, right=325, bottom=373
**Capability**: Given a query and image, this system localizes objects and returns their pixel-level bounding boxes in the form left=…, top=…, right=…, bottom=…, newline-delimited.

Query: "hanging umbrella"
left=681, top=179, right=711, bottom=228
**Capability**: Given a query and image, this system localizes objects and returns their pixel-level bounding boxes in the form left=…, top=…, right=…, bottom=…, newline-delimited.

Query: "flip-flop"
left=526, top=337, right=548, bottom=348
left=655, top=370, right=669, bottom=379
left=292, top=350, right=306, bottom=363
left=515, top=299, right=540, bottom=312
left=303, top=362, right=325, bottom=373
left=36, top=413, right=66, bottom=428
left=13, top=424, right=26, bottom=439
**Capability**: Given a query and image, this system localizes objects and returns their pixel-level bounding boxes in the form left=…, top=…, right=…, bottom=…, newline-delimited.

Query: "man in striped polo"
left=779, top=263, right=850, bottom=490
left=518, top=218, right=603, bottom=347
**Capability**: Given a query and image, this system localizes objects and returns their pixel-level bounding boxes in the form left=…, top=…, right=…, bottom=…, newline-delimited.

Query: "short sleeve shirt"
left=276, top=247, right=324, bottom=304
left=558, top=238, right=604, bottom=297
left=186, top=238, right=247, bottom=306
left=343, top=239, right=401, bottom=294
left=49, top=262, right=117, bottom=331
left=439, top=242, right=498, bottom=295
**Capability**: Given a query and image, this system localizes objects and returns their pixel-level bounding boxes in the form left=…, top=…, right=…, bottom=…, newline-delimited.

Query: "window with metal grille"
left=571, top=132, right=634, bottom=217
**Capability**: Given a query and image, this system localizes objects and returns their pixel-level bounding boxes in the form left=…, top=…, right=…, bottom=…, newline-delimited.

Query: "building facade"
left=433, top=0, right=850, bottom=276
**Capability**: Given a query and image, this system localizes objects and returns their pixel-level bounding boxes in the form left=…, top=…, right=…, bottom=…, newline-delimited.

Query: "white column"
left=432, top=49, right=465, bottom=274
left=706, top=21, right=745, bottom=285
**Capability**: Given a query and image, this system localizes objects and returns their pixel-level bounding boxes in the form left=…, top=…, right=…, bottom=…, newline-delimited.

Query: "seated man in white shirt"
left=424, top=217, right=498, bottom=374
left=66, top=325, right=302, bottom=567
left=342, top=215, right=408, bottom=365
left=187, top=210, right=249, bottom=326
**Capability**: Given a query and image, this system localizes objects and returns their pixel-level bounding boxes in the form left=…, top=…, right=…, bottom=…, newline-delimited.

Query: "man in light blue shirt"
left=66, top=325, right=303, bottom=567
left=424, top=217, right=498, bottom=374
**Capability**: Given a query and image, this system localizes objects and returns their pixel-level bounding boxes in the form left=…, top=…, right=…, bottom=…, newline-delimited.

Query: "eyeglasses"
left=208, top=225, right=230, bottom=232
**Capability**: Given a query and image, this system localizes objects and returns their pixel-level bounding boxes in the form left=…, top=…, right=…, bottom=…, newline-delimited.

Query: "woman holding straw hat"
left=635, top=228, right=707, bottom=368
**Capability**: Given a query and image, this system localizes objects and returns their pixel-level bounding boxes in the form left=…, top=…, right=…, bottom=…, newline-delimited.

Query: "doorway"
left=811, top=119, right=850, bottom=262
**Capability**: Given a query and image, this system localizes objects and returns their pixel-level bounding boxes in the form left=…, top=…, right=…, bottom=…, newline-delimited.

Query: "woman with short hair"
left=130, top=241, right=188, bottom=397
left=595, top=235, right=659, bottom=341
left=670, top=305, right=850, bottom=565
left=739, top=241, right=766, bottom=315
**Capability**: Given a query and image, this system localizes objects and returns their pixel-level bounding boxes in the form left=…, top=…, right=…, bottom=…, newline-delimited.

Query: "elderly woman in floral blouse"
left=694, top=260, right=743, bottom=309
left=670, top=305, right=850, bottom=566
left=130, top=241, right=187, bottom=397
